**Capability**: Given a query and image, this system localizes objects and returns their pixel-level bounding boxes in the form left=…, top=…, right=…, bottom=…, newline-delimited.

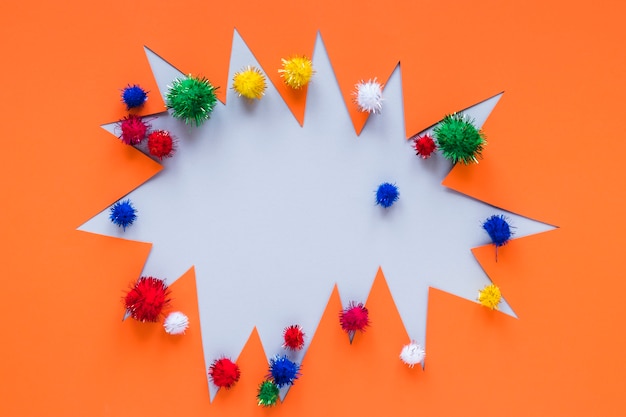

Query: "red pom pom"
left=123, top=276, right=170, bottom=322
left=119, top=114, right=149, bottom=145
left=413, top=134, right=437, bottom=159
left=209, top=358, right=241, bottom=389
left=282, top=324, right=305, bottom=350
left=147, top=130, right=175, bottom=160
left=339, top=301, right=369, bottom=333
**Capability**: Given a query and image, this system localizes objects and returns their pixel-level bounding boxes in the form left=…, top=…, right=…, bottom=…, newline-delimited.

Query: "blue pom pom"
left=482, top=215, right=512, bottom=247
left=121, top=84, right=148, bottom=109
left=376, top=182, right=399, bottom=208
left=109, top=199, right=137, bottom=231
left=268, top=355, right=300, bottom=387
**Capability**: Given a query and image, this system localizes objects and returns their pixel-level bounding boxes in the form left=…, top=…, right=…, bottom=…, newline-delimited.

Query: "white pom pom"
left=163, top=311, right=189, bottom=335
left=399, top=341, right=425, bottom=367
left=354, top=78, right=384, bottom=114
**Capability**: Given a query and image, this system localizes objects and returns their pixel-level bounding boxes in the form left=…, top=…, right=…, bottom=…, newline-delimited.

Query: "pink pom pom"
left=119, top=114, right=149, bottom=145
left=339, top=301, right=369, bottom=340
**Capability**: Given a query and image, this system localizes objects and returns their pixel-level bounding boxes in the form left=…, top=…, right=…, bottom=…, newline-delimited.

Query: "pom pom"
left=119, top=114, right=149, bottom=145
left=482, top=214, right=512, bottom=247
left=283, top=324, right=305, bottom=350
left=399, top=341, right=425, bottom=367
left=353, top=78, right=383, bottom=114
left=123, top=276, right=170, bottom=322
left=109, top=199, right=137, bottom=230
left=166, top=75, right=218, bottom=126
left=208, top=357, right=241, bottom=389
left=121, top=84, right=148, bottom=109
left=147, top=130, right=175, bottom=160
left=163, top=311, right=189, bottom=335
left=412, top=134, right=437, bottom=159
left=268, top=355, right=300, bottom=387
left=279, top=56, right=314, bottom=89
left=478, top=284, right=502, bottom=310
left=257, top=380, right=279, bottom=407
left=376, top=182, right=399, bottom=208
left=433, top=113, right=486, bottom=164
left=339, top=301, right=369, bottom=340
left=232, top=66, right=266, bottom=100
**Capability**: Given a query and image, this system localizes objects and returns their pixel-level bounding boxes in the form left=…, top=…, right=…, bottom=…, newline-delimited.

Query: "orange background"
left=1, top=1, right=626, bottom=416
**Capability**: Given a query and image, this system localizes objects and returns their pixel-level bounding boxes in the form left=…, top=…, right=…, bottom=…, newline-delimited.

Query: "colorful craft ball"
left=109, top=199, right=137, bottom=231
left=283, top=324, right=305, bottom=351
left=268, top=355, right=300, bottom=387
left=166, top=75, right=218, bottom=127
left=339, top=301, right=370, bottom=333
left=147, top=130, right=175, bottom=160
left=119, top=114, right=149, bottom=145
left=279, top=56, right=314, bottom=89
left=413, top=134, right=437, bottom=159
left=482, top=214, right=513, bottom=247
left=124, top=276, right=171, bottom=322
left=376, top=182, right=399, bottom=208
left=121, top=84, right=148, bottom=109
left=433, top=113, right=486, bottom=164
left=232, top=66, right=266, bottom=100
left=163, top=311, right=189, bottom=335
left=209, top=357, right=241, bottom=389
left=257, top=380, right=279, bottom=407
left=399, top=341, right=425, bottom=367
left=354, top=78, right=383, bottom=114
left=478, top=284, right=502, bottom=310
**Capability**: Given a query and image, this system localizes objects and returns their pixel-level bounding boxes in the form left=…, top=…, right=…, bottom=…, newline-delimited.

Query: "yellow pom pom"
left=279, top=56, right=314, bottom=89
left=478, top=284, right=502, bottom=310
left=232, top=66, right=267, bottom=100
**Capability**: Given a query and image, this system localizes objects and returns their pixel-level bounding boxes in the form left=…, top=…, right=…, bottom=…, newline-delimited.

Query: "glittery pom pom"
left=119, top=114, right=149, bottom=145
left=121, top=84, right=148, bottom=109
left=109, top=199, right=137, bottom=230
left=147, top=130, right=175, bottom=160
left=399, top=341, right=425, bottom=367
left=354, top=78, right=383, bottom=114
left=232, top=66, right=266, bottom=100
left=433, top=113, right=486, bottom=164
left=123, top=276, right=170, bottom=322
left=279, top=56, right=314, bottom=89
left=166, top=75, right=218, bottom=126
left=339, top=301, right=369, bottom=341
left=163, top=311, right=189, bottom=335
left=209, top=357, right=241, bottom=389
left=376, top=182, right=399, bottom=208
left=257, top=380, right=279, bottom=407
left=283, top=324, right=305, bottom=350
left=478, top=284, right=502, bottom=310
left=483, top=214, right=512, bottom=247
left=412, top=134, right=437, bottom=159
left=268, top=355, right=300, bottom=387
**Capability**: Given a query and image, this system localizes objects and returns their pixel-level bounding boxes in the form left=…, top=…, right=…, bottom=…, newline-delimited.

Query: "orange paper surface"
left=2, top=1, right=626, bottom=416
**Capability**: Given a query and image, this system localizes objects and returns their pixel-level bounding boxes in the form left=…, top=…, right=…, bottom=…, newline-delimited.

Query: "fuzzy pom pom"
left=478, top=284, right=502, bottom=310
left=433, top=113, right=486, bottom=164
left=283, top=324, right=305, bottom=350
left=399, top=341, right=425, bottom=367
left=376, top=182, right=399, bottom=208
left=109, top=199, right=137, bottom=230
left=147, top=130, right=175, bottom=160
left=209, top=357, right=241, bottom=389
left=123, top=276, right=170, bottom=322
left=166, top=75, right=218, bottom=126
left=257, top=380, right=279, bottom=407
left=119, top=114, right=149, bottom=145
left=232, top=66, right=266, bottom=100
left=339, top=301, right=370, bottom=336
left=121, top=84, right=148, bottom=109
left=412, top=134, right=437, bottom=159
left=279, top=56, right=314, bottom=89
left=268, top=355, right=300, bottom=387
left=163, top=311, right=189, bottom=335
left=354, top=78, right=383, bottom=114
left=483, top=214, right=512, bottom=247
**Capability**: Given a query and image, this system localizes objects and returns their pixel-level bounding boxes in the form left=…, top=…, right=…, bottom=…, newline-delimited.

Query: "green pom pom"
left=257, top=380, right=279, bottom=407
left=166, top=75, right=218, bottom=127
left=433, top=114, right=486, bottom=164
